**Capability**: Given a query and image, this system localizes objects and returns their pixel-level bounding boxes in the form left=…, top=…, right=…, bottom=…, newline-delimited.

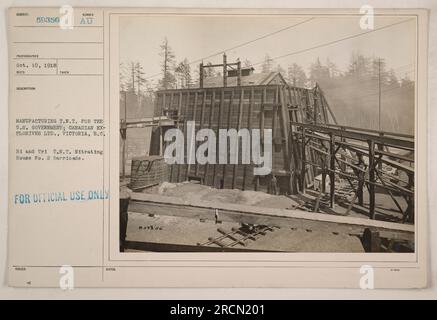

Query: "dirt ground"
left=154, top=181, right=301, bottom=210
left=124, top=181, right=412, bottom=252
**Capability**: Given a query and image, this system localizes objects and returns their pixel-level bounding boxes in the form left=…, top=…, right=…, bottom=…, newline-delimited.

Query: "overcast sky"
left=119, top=14, right=416, bottom=87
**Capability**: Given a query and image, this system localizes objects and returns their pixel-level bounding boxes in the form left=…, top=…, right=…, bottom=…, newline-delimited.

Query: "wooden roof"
left=201, top=71, right=287, bottom=88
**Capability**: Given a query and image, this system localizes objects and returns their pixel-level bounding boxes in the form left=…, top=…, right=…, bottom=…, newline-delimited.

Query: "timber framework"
left=120, top=54, right=415, bottom=253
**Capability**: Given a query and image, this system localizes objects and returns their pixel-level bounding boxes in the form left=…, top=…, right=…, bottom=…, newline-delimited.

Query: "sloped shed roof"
left=202, top=72, right=286, bottom=88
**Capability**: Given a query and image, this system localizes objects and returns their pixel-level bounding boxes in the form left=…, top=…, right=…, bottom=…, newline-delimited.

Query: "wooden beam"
left=243, top=88, right=254, bottom=190
left=199, top=62, right=204, bottom=88
left=182, top=93, right=190, bottom=181
left=296, top=88, right=305, bottom=123
left=187, top=92, right=198, bottom=178
left=375, top=149, right=414, bottom=163
left=291, top=122, right=414, bottom=150
left=156, top=84, right=298, bottom=95
left=160, top=93, right=166, bottom=156
left=287, top=87, right=301, bottom=194
left=125, top=241, right=278, bottom=252
left=213, top=89, right=224, bottom=187
left=223, top=53, right=227, bottom=87
left=129, top=192, right=414, bottom=242
left=223, top=90, right=234, bottom=187
left=321, top=122, right=414, bottom=140
left=279, top=86, right=290, bottom=193
left=368, top=140, right=376, bottom=219
left=176, top=92, right=183, bottom=182
left=272, top=87, right=278, bottom=146
left=261, top=88, right=266, bottom=143
left=195, top=91, right=206, bottom=177
left=232, top=88, right=244, bottom=189
left=257, top=88, right=266, bottom=192
left=332, top=140, right=414, bottom=174
left=329, top=133, right=336, bottom=208
left=317, top=84, right=338, bottom=125
left=300, top=128, right=306, bottom=192
left=317, top=84, right=329, bottom=124
left=166, top=93, right=174, bottom=181
left=204, top=90, right=215, bottom=185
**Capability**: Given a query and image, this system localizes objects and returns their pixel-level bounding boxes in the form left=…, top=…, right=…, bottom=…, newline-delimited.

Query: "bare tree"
left=287, top=63, right=307, bottom=87
left=134, top=62, right=147, bottom=95
left=119, top=62, right=130, bottom=91
left=130, top=61, right=136, bottom=92
left=261, top=54, right=274, bottom=73
left=159, top=37, right=176, bottom=89
left=309, top=57, right=330, bottom=87
left=175, top=58, right=192, bottom=88
left=276, top=64, right=286, bottom=75
left=326, top=58, right=341, bottom=79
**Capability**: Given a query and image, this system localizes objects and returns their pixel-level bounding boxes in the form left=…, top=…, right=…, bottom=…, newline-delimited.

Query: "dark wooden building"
left=150, top=67, right=334, bottom=195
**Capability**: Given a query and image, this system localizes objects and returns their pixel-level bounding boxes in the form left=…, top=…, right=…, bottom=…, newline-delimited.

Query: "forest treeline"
left=120, top=38, right=414, bottom=134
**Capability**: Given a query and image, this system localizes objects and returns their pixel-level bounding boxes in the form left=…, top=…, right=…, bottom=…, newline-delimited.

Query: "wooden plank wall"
left=154, top=85, right=328, bottom=194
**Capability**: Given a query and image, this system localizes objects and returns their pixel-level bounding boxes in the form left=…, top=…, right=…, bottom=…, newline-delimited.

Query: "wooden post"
left=406, top=172, right=414, bottom=223
left=378, top=133, right=384, bottom=170
left=121, top=91, right=127, bottom=179
left=316, top=84, right=329, bottom=123
left=305, top=89, right=312, bottom=124
left=279, top=86, right=291, bottom=194
left=160, top=93, right=166, bottom=156
left=261, top=88, right=266, bottom=143
left=340, top=127, right=347, bottom=172
left=223, top=53, right=227, bottom=88
left=199, top=62, right=204, bottom=88
left=181, top=93, right=189, bottom=181
left=300, top=127, right=306, bottom=192
left=176, top=92, right=182, bottom=182
left=213, top=89, right=224, bottom=187
left=363, top=228, right=381, bottom=252
left=259, top=88, right=266, bottom=192
left=195, top=91, right=206, bottom=177
left=355, top=153, right=364, bottom=206
left=321, top=167, right=326, bottom=194
left=368, top=139, right=376, bottom=219
left=237, top=60, right=242, bottom=87
left=287, top=86, right=300, bottom=194
left=121, top=123, right=126, bottom=180
left=243, top=88, right=253, bottom=190
left=204, top=90, right=215, bottom=185
left=186, top=92, right=198, bottom=178
left=272, top=87, right=278, bottom=142
left=357, top=176, right=364, bottom=206
left=223, top=90, right=234, bottom=187
left=232, top=88, right=244, bottom=189
left=296, top=88, right=305, bottom=123
left=119, top=195, right=130, bottom=252
left=329, top=133, right=336, bottom=208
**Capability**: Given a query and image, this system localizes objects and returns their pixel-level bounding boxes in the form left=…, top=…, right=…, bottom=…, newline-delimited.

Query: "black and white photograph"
left=118, top=13, right=416, bottom=253
left=3, top=2, right=434, bottom=293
